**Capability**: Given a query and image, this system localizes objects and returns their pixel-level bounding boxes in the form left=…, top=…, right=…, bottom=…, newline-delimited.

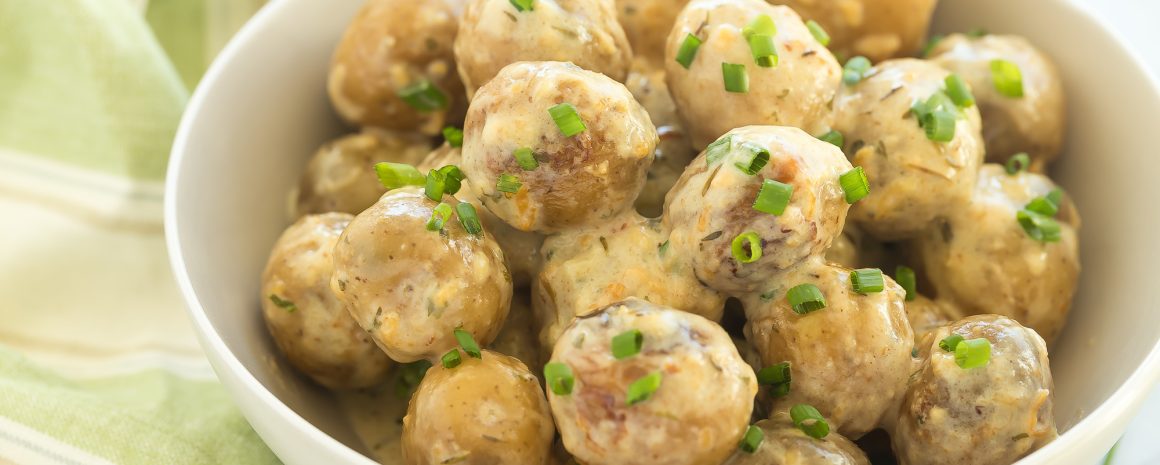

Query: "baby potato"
left=625, top=61, right=699, bottom=218
left=904, top=294, right=959, bottom=344
left=770, top=0, right=937, bottom=62
left=296, top=129, right=433, bottom=216
left=331, top=188, right=512, bottom=362
left=722, top=419, right=870, bottom=465
left=616, top=0, right=691, bottom=65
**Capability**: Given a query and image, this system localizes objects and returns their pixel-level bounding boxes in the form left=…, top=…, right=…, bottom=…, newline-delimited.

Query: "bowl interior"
left=168, top=0, right=1160, bottom=463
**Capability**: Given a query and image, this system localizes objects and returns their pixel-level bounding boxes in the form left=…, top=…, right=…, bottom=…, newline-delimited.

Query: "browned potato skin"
left=296, top=130, right=433, bottom=216
left=402, top=350, right=555, bottom=465
left=891, top=315, right=1057, bottom=465
left=744, top=261, right=913, bottom=439
left=330, top=188, right=513, bottom=363
left=455, top=0, right=633, bottom=97
left=261, top=213, right=392, bottom=389
left=904, top=294, right=958, bottom=344
left=616, top=0, right=690, bottom=66
left=328, top=0, right=466, bottom=134
left=770, top=0, right=937, bottom=62
left=548, top=299, right=757, bottom=465
left=722, top=419, right=870, bottom=465
left=460, top=61, right=657, bottom=234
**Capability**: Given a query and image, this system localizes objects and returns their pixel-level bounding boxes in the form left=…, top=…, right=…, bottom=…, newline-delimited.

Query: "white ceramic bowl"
left=165, top=0, right=1160, bottom=463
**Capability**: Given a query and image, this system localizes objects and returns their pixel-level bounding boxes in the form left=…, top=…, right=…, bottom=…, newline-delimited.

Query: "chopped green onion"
left=790, top=404, right=830, bottom=439
left=441, top=349, right=462, bottom=368
left=514, top=147, right=539, bottom=170
left=722, top=63, right=749, bottom=93
left=990, top=59, right=1024, bottom=98
left=442, top=126, right=464, bottom=148
left=395, top=360, right=432, bottom=397
left=397, top=79, right=448, bottom=112
left=456, top=202, right=483, bottom=236
left=611, top=329, right=644, bottom=359
left=895, top=265, right=917, bottom=301
left=543, top=362, right=574, bottom=395
left=734, top=143, right=769, bottom=175
left=850, top=268, right=885, bottom=294
left=817, top=130, right=844, bottom=148
left=268, top=294, right=297, bottom=313
left=424, top=169, right=446, bottom=201
left=966, top=27, right=988, bottom=38
left=375, top=162, right=424, bottom=189
left=922, top=110, right=957, bottom=142
left=705, top=135, right=733, bottom=166
left=787, top=284, right=826, bottom=315
left=1046, top=189, right=1064, bottom=209
left=731, top=232, right=763, bottom=264
left=658, top=240, right=670, bottom=257
left=675, top=34, right=703, bottom=69
left=944, top=74, right=975, bottom=108
left=806, top=20, right=830, bottom=46
left=921, top=34, right=944, bottom=57
left=739, top=425, right=764, bottom=453
left=839, top=167, right=870, bottom=204
left=549, top=103, right=587, bottom=137
left=509, top=0, right=533, bottom=12
left=744, top=14, right=777, bottom=37
left=437, top=165, right=465, bottom=196
left=453, top=328, right=482, bottom=358
left=426, top=202, right=453, bottom=231
left=1005, top=153, right=1031, bottom=175
left=496, top=173, right=522, bottom=194
left=1016, top=209, right=1062, bottom=242
left=747, top=34, right=779, bottom=68
left=842, top=56, right=872, bottom=86
left=753, top=179, right=793, bottom=215
left=939, top=334, right=964, bottom=352
left=626, top=372, right=663, bottom=405
left=756, top=362, right=791, bottom=386
left=954, top=338, right=992, bottom=369
left=1025, top=190, right=1063, bottom=217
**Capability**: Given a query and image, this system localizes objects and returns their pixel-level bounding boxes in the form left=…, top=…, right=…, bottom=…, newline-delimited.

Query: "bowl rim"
left=163, top=0, right=1160, bottom=463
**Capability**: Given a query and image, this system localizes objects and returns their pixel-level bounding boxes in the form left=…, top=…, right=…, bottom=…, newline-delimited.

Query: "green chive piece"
left=426, top=202, right=453, bottom=231
left=790, top=404, right=830, bottom=439
left=442, top=126, right=464, bottom=148
left=921, top=34, right=944, bottom=57
left=850, top=268, right=885, bottom=294
left=544, top=362, right=574, bottom=395
left=268, top=294, right=297, bottom=313
left=806, top=20, right=830, bottom=46
left=739, top=425, right=764, bottom=453
left=1025, top=190, right=1062, bottom=217
left=1046, top=189, right=1064, bottom=210
left=705, top=135, right=734, bottom=166
left=395, top=360, right=432, bottom=397
left=496, top=173, right=522, bottom=194
left=441, top=349, right=462, bottom=368
left=1005, top=153, right=1031, bottom=175
left=990, top=59, right=1024, bottom=98
left=954, top=338, right=992, bottom=369
left=842, top=56, right=872, bottom=86
left=1016, top=209, right=1062, bottom=242
left=374, top=162, right=425, bottom=189
left=514, top=147, right=539, bottom=170
left=549, top=103, right=587, bottom=137
left=453, top=328, right=482, bottom=358
left=839, top=167, right=870, bottom=204
left=439, top=165, right=465, bottom=196
left=966, top=27, right=988, bottom=38
left=611, top=329, right=644, bottom=359
left=756, top=362, right=791, bottom=386
left=722, top=63, right=749, bottom=93
left=456, top=202, right=483, bottom=236
left=735, top=143, right=770, bottom=175
left=817, top=130, right=844, bottom=148
left=895, top=266, right=917, bottom=301
left=744, top=14, right=777, bottom=37
left=922, top=110, right=957, bottom=142
left=944, top=74, right=975, bottom=108
left=509, top=0, right=534, bottom=11
left=747, top=34, right=779, bottom=68
left=658, top=240, right=670, bottom=257
left=753, top=179, right=793, bottom=215
left=626, top=372, right=663, bottom=405
left=787, top=284, right=826, bottom=315
left=425, top=169, right=446, bottom=201
left=731, top=231, right=763, bottom=264
left=397, top=79, right=448, bottom=112
left=676, top=34, right=703, bottom=69
left=939, top=334, right=964, bottom=352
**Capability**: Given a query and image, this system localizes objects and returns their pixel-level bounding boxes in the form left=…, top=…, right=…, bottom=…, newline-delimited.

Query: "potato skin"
left=548, top=299, right=757, bottom=465
left=460, top=61, right=657, bottom=234
left=402, top=350, right=555, bottom=465
left=331, top=188, right=512, bottom=363
left=624, top=61, right=699, bottom=218
left=722, top=419, right=870, bottom=465
left=261, top=213, right=392, bottom=389
left=770, top=0, right=937, bottom=62
left=616, top=0, right=690, bottom=66
left=328, top=0, right=466, bottom=134
left=665, top=0, right=841, bottom=149
left=455, top=0, right=633, bottom=97
left=296, top=130, right=433, bottom=217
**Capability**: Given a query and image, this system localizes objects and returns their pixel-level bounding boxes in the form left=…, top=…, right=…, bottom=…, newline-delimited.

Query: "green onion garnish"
left=626, top=372, right=662, bottom=405
left=437, top=165, right=465, bottom=195
left=921, top=34, right=944, bottom=57
left=544, top=362, right=574, bottom=395
left=441, top=349, right=462, bottom=368
left=954, top=338, right=992, bottom=369
left=756, top=362, right=791, bottom=398
left=839, top=167, right=870, bottom=204
left=744, top=14, right=777, bottom=37
left=453, top=328, right=482, bottom=358
left=456, top=202, right=483, bottom=236
left=895, top=266, right=917, bottom=301
left=723, top=63, right=749, bottom=93
left=514, top=147, right=538, bottom=170
left=1005, top=153, right=1030, bottom=175
left=425, top=169, right=446, bottom=201
left=397, top=79, right=448, bottom=112
left=395, top=360, right=432, bottom=397
left=549, top=103, right=586, bottom=137
left=850, top=268, right=885, bottom=294
left=268, top=294, right=297, bottom=313
left=817, top=130, right=844, bottom=148
left=496, top=173, right=522, bottom=194
left=944, top=74, right=975, bottom=108
left=939, top=334, right=964, bottom=352
left=922, top=110, right=957, bottom=142
left=676, top=33, right=703, bottom=69
left=747, top=34, right=779, bottom=68
left=734, top=143, right=769, bottom=175
left=1025, top=189, right=1062, bottom=217
left=805, top=20, right=830, bottom=46
left=1016, top=209, right=1062, bottom=242
left=966, top=27, right=988, bottom=38
left=790, top=404, right=830, bottom=439
left=753, top=179, right=793, bottom=215
left=658, top=240, right=670, bottom=257
left=442, top=126, right=464, bottom=148
left=990, top=59, right=1024, bottom=98
left=374, top=162, right=424, bottom=189
left=426, top=202, right=453, bottom=231
left=705, top=135, right=733, bottom=166
left=509, top=0, right=533, bottom=12
left=842, top=56, right=872, bottom=86
left=787, top=284, right=826, bottom=315
left=739, top=425, right=764, bottom=453
left=611, top=329, right=644, bottom=359
left=731, top=231, right=763, bottom=264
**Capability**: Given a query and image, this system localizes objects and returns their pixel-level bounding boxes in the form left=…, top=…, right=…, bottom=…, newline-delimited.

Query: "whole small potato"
left=770, top=0, right=937, bottom=62
left=296, top=129, right=433, bottom=216
left=722, top=419, right=870, bottom=465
